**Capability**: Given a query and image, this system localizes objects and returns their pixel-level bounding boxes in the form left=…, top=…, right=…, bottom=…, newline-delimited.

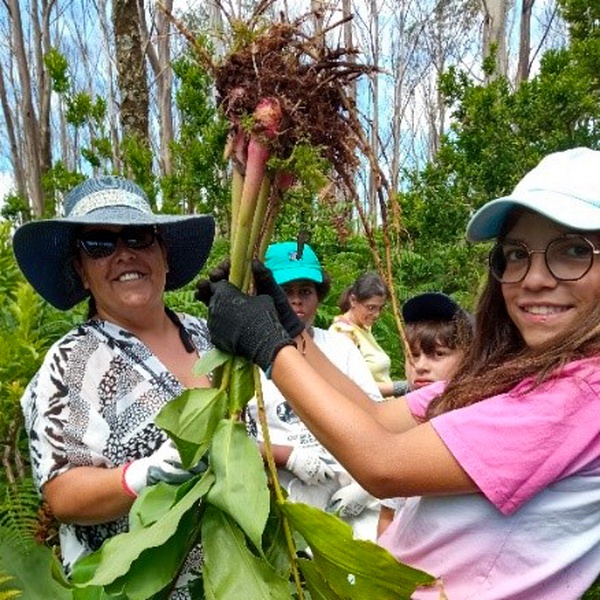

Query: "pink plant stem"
left=229, top=98, right=282, bottom=288
left=229, top=135, right=270, bottom=288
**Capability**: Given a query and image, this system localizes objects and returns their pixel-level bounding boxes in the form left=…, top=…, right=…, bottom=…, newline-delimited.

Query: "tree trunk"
left=7, top=0, right=44, bottom=215
left=516, top=0, right=535, bottom=85
left=38, top=0, right=56, bottom=183
left=0, top=62, right=26, bottom=199
left=112, top=0, right=150, bottom=149
left=141, top=0, right=174, bottom=176
left=368, top=0, right=380, bottom=224
left=342, top=0, right=355, bottom=105
left=482, top=0, right=509, bottom=80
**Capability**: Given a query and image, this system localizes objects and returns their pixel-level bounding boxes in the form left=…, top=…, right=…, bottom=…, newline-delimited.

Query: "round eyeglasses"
left=488, top=234, right=600, bottom=284
left=77, top=226, right=157, bottom=259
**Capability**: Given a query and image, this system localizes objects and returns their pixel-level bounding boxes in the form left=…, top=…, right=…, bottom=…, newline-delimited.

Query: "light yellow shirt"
left=329, top=316, right=392, bottom=384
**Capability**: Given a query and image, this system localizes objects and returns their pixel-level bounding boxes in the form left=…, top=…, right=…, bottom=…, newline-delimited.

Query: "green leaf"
left=206, top=420, right=269, bottom=552
left=193, top=348, right=230, bottom=376
left=282, top=502, right=435, bottom=599
left=129, top=480, right=189, bottom=529
left=227, top=358, right=255, bottom=414
left=72, top=585, right=118, bottom=599
left=261, top=496, right=292, bottom=579
left=0, top=535, right=71, bottom=599
left=155, top=387, right=228, bottom=468
left=106, top=508, right=201, bottom=600
left=202, top=506, right=292, bottom=600
left=71, top=473, right=214, bottom=595
left=297, top=558, right=339, bottom=599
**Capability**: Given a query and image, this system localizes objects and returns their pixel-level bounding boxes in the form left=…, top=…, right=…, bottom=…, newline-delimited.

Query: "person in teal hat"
left=245, top=240, right=384, bottom=541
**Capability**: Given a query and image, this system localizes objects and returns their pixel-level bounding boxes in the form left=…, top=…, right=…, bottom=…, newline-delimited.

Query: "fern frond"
left=0, top=479, right=41, bottom=551
left=0, top=573, right=22, bottom=598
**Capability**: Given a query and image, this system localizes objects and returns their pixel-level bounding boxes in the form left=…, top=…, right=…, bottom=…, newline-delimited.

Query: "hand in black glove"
left=251, top=261, right=305, bottom=338
left=195, top=260, right=305, bottom=339
left=195, top=260, right=230, bottom=304
left=202, top=280, right=296, bottom=372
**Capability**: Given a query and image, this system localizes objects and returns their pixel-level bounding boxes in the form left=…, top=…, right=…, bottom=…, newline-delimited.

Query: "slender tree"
left=112, top=0, right=150, bottom=151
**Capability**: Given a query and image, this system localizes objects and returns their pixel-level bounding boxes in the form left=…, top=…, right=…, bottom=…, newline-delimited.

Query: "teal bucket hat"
left=265, top=241, right=323, bottom=285
left=13, top=176, right=215, bottom=310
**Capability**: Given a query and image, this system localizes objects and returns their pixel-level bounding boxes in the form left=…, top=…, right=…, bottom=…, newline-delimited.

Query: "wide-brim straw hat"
left=467, top=147, right=600, bottom=241
left=13, top=176, right=215, bottom=310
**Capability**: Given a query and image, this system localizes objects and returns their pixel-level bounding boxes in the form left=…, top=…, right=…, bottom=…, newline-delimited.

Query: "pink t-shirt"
left=378, top=357, right=600, bottom=599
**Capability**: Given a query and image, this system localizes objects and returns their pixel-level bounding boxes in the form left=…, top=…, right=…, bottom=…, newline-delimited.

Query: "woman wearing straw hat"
left=13, top=176, right=215, bottom=593
left=198, top=147, right=600, bottom=599
left=245, top=241, right=383, bottom=541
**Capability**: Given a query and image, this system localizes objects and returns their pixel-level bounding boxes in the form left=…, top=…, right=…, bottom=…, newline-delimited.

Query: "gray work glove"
left=327, top=480, right=375, bottom=517
left=123, top=438, right=207, bottom=497
left=197, top=280, right=296, bottom=372
left=285, top=447, right=336, bottom=486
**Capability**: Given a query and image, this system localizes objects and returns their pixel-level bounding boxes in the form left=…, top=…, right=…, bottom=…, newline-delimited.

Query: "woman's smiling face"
left=501, top=211, right=600, bottom=349
left=76, top=225, right=168, bottom=324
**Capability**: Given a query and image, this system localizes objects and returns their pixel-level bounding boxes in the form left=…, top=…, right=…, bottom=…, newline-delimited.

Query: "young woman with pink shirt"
left=197, top=147, right=600, bottom=599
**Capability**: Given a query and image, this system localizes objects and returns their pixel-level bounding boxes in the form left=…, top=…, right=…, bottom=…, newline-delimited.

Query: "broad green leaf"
left=71, top=473, right=214, bottom=593
left=227, top=357, right=255, bottom=414
left=0, top=535, right=71, bottom=599
left=72, top=585, right=120, bottom=599
left=202, top=505, right=291, bottom=600
left=297, top=558, right=339, bottom=600
left=282, top=501, right=436, bottom=599
left=129, top=480, right=192, bottom=529
left=155, top=387, right=227, bottom=467
left=106, top=508, right=201, bottom=600
left=262, top=496, right=292, bottom=579
left=206, top=420, right=269, bottom=552
left=193, top=347, right=230, bottom=376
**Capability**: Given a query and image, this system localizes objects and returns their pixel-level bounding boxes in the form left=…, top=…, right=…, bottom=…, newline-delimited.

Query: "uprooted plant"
left=67, top=5, right=434, bottom=599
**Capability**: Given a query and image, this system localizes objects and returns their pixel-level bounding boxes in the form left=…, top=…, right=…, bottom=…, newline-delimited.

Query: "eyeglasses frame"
left=488, top=233, right=600, bottom=284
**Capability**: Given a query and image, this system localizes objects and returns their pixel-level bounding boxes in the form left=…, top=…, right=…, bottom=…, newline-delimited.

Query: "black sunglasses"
left=77, top=226, right=158, bottom=259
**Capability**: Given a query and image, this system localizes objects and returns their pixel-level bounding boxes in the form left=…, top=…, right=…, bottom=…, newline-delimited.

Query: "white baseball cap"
left=466, top=147, right=600, bottom=241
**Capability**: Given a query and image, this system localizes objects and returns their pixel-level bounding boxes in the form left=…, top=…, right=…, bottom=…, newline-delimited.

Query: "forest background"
left=0, top=0, right=598, bottom=596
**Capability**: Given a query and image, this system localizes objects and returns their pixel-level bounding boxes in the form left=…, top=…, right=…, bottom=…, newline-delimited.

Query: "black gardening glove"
left=195, top=260, right=305, bottom=339
left=252, top=261, right=305, bottom=338
left=200, top=280, right=296, bottom=372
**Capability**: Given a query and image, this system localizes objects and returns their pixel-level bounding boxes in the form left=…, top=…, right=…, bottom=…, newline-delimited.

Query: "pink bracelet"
left=121, top=462, right=137, bottom=498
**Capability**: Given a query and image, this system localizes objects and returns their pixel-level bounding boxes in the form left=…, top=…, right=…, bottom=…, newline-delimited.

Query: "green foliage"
left=0, top=574, right=22, bottom=599
left=43, top=49, right=112, bottom=181
left=44, top=47, right=70, bottom=94
left=583, top=575, right=600, bottom=599
left=69, top=377, right=431, bottom=598
left=0, top=498, right=71, bottom=600
left=41, top=162, right=86, bottom=217
left=436, top=34, right=599, bottom=218
left=0, top=479, right=40, bottom=553
left=0, top=223, right=23, bottom=304
left=121, top=135, right=155, bottom=204
left=0, top=195, right=30, bottom=227
left=1, top=4, right=598, bottom=595
left=559, top=0, right=600, bottom=85
left=163, top=55, right=229, bottom=228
